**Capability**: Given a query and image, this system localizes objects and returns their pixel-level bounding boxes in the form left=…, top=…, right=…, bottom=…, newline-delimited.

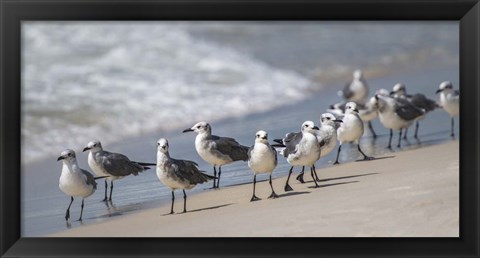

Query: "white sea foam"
left=22, top=22, right=313, bottom=163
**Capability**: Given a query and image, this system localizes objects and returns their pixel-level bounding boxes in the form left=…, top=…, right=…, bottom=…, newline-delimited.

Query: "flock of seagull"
left=56, top=69, right=460, bottom=221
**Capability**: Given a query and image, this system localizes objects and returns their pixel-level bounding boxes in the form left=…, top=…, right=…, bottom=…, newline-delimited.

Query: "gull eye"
left=197, top=126, right=201, bottom=129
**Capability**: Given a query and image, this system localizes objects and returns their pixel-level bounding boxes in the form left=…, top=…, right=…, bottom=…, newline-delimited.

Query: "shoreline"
left=22, top=65, right=459, bottom=237
left=49, top=141, right=459, bottom=237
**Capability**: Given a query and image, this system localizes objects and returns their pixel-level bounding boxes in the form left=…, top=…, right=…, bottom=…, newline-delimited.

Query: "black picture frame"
left=1, top=0, right=478, bottom=257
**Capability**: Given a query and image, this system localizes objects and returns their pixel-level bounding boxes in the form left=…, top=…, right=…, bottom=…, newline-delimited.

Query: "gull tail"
left=94, top=176, right=110, bottom=180
left=273, top=139, right=284, bottom=144
left=136, top=162, right=156, bottom=166
left=200, top=172, right=217, bottom=180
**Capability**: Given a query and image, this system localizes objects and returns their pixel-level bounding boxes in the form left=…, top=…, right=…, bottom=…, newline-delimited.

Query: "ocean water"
left=22, top=21, right=458, bottom=163
left=21, top=21, right=459, bottom=236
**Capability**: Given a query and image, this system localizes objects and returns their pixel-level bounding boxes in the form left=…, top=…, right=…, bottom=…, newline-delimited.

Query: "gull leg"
left=387, top=129, right=393, bottom=149
left=109, top=181, right=114, bottom=201
left=414, top=121, right=420, bottom=139
left=284, top=166, right=294, bottom=192
left=250, top=174, right=261, bottom=202
left=216, top=166, right=222, bottom=188
left=368, top=121, right=377, bottom=139
left=268, top=174, right=278, bottom=199
left=65, top=196, right=74, bottom=221
left=296, top=166, right=305, bottom=183
left=333, top=145, right=342, bottom=165
left=313, top=164, right=321, bottom=182
left=169, top=191, right=175, bottom=214
left=403, top=127, right=408, bottom=140
left=451, top=117, right=455, bottom=138
left=310, top=166, right=319, bottom=188
left=211, top=166, right=217, bottom=189
left=397, top=129, right=402, bottom=148
left=77, top=199, right=85, bottom=221
left=182, top=189, right=187, bottom=213
left=102, top=180, right=108, bottom=202
left=358, top=143, right=373, bottom=160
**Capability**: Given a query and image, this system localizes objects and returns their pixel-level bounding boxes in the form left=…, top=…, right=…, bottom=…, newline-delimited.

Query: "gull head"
left=376, top=88, right=390, bottom=96
left=254, top=130, right=269, bottom=144
left=183, top=121, right=211, bottom=135
left=301, top=121, right=319, bottom=134
left=436, top=81, right=453, bottom=94
left=391, top=83, right=406, bottom=96
left=353, top=69, right=363, bottom=80
left=320, top=113, right=342, bottom=126
left=83, top=140, right=103, bottom=153
left=345, top=102, right=359, bottom=114
left=157, top=138, right=169, bottom=154
left=57, top=149, right=76, bottom=163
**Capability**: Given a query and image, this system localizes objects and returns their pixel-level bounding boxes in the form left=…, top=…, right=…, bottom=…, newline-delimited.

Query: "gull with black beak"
left=390, top=83, right=438, bottom=139
left=436, top=81, right=460, bottom=138
left=247, top=130, right=278, bottom=201
left=83, top=140, right=155, bottom=201
left=334, top=102, right=374, bottom=164
left=296, top=113, right=342, bottom=183
left=156, top=138, right=215, bottom=214
left=273, top=121, right=321, bottom=191
left=182, top=121, right=249, bottom=189
left=372, top=94, right=424, bottom=149
left=57, top=149, right=106, bottom=221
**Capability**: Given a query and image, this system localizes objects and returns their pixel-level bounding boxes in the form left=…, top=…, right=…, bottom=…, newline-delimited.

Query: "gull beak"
left=353, top=108, right=359, bottom=113
left=57, top=156, right=64, bottom=161
left=435, top=89, right=443, bottom=94
left=334, top=119, right=343, bottom=123
left=389, top=91, right=395, bottom=96
left=182, top=128, right=194, bottom=133
left=313, top=126, right=320, bottom=130
left=374, top=94, right=379, bottom=100
left=82, top=147, right=90, bottom=152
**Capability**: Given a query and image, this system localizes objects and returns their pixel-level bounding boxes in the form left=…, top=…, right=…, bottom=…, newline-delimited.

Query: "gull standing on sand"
left=156, top=138, right=215, bottom=214
left=182, top=121, right=249, bottom=189
left=390, top=83, right=438, bottom=139
left=338, top=69, right=369, bottom=104
left=327, top=97, right=378, bottom=139
left=83, top=140, right=155, bottom=201
left=436, top=81, right=460, bottom=137
left=247, top=130, right=278, bottom=201
left=334, top=102, right=374, bottom=164
left=57, top=149, right=104, bottom=221
left=274, top=121, right=321, bottom=191
left=372, top=94, right=424, bottom=149
left=296, top=113, right=342, bottom=183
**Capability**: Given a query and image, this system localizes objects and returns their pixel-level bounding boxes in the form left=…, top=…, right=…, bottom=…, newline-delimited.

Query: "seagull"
left=390, top=83, right=438, bottom=138
left=247, top=130, right=278, bottom=201
left=296, top=113, right=342, bottom=183
left=338, top=69, right=369, bottom=104
left=334, top=102, right=374, bottom=164
left=273, top=121, right=321, bottom=191
left=156, top=138, right=215, bottom=214
left=372, top=94, right=425, bottom=149
left=327, top=96, right=378, bottom=139
left=436, top=81, right=460, bottom=138
left=182, top=121, right=249, bottom=189
left=83, top=140, right=155, bottom=201
left=57, top=149, right=106, bottom=221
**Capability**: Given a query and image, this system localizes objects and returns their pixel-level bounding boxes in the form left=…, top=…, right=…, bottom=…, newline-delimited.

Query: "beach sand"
left=49, top=140, right=459, bottom=237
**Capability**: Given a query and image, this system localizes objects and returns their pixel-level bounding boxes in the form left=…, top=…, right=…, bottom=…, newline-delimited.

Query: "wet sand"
left=49, top=141, right=459, bottom=237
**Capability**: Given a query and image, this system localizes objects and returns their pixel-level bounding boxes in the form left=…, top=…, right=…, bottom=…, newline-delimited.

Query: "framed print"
left=1, top=0, right=479, bottom=257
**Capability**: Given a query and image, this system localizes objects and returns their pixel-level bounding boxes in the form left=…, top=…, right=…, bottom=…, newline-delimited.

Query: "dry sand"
left=49, top=141, right=459, bottom=237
